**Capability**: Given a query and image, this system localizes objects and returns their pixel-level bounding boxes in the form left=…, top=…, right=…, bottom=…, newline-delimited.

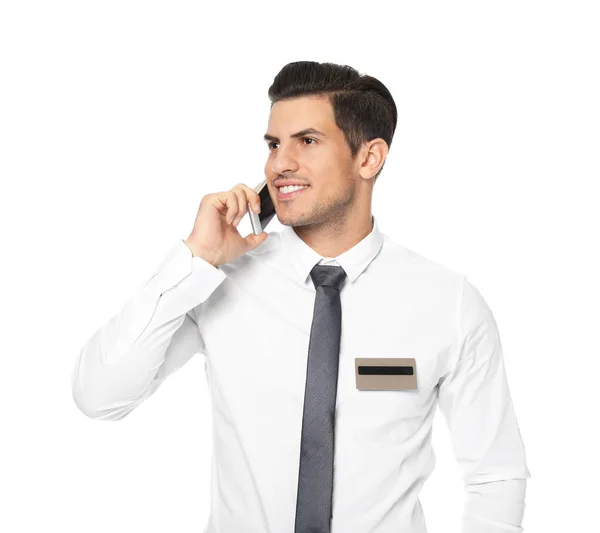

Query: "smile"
left=276, top=185, right=310, bottom=200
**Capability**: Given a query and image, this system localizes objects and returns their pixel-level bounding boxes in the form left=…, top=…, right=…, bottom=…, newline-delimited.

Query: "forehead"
left=267, top=96, right=336, bottom=132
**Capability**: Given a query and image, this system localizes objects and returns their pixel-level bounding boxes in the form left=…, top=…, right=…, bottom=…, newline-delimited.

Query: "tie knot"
left=310, top=264, right=347, bottom=290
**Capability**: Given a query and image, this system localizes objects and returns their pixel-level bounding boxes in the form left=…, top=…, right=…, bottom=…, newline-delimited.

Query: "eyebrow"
left=263, top=128, right=327, bottom=143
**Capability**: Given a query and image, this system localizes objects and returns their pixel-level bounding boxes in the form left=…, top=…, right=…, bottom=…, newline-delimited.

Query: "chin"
left=278, top=213, right=304, bottom=227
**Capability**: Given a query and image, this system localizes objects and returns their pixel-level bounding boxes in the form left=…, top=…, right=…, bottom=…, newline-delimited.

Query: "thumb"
left=244, top=231, right=269, bottom=251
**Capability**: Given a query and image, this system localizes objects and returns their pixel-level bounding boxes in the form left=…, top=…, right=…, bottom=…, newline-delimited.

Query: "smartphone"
left=248, top=179, right=276, bottom=235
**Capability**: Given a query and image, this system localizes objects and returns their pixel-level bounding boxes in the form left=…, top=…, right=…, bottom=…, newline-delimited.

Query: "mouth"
left=276, top=185, right=310, bottom=200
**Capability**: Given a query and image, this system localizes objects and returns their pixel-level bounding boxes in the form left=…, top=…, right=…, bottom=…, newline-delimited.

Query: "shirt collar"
left=279, top=214, right=384, bottom=285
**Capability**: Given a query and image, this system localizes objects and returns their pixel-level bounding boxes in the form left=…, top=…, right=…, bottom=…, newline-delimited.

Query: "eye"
left=267, top=137, right=317, bottom=151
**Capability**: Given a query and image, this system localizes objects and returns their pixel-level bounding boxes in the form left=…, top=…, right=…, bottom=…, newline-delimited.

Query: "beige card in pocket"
left=355, top=358, right=417, bottom=390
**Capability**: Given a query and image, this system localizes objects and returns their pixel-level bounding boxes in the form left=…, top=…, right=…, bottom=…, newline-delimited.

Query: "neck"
left=293, top=210, right=374, bottom=258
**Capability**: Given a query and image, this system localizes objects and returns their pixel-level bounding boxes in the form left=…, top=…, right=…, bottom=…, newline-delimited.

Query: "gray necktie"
left=294, top=264, right=348, bottom=533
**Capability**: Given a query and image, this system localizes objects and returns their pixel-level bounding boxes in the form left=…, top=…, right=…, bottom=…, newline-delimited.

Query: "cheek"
left=264, top=158, right=275, bottom=175
left=308, top=152, right=336, bottom=175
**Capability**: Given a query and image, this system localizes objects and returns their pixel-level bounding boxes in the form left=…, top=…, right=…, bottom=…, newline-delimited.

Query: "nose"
left=271, top=144, right=300, bottom=175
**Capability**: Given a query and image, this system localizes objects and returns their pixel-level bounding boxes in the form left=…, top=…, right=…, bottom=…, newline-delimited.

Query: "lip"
left=276, top=185, right=310, bottom=200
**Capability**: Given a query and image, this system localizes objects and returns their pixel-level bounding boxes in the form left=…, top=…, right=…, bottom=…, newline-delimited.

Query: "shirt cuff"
left=153, top=239, right=227, bottom=300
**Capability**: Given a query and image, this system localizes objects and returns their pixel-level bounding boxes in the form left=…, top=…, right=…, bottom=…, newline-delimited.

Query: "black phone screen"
left=258, top=182, right=276, bottom=230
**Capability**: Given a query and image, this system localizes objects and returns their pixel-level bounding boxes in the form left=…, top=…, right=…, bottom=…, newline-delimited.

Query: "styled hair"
left=267, top=61, right=398, bottom=181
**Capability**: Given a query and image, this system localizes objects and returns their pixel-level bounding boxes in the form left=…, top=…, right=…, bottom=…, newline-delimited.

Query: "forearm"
left=462, top=478, right=528, bottom=532
left=72, top=240, right=226, bottom=420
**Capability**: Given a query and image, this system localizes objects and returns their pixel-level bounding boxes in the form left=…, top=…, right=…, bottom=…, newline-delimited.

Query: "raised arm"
left=71, top=239, right=227, bottom=420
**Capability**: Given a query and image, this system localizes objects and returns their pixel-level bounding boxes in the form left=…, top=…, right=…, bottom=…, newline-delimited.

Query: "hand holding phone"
left=184, top=183, right=269, bottom=268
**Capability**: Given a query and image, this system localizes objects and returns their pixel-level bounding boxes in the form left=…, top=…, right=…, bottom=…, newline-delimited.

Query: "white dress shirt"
left=72, top=214, right=531, bottom=533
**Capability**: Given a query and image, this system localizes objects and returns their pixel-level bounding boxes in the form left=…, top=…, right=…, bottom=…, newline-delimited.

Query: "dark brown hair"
left=268, top=61, right=398, bottom=181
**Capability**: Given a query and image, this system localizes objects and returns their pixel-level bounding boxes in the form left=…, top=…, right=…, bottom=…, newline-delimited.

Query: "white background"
left=1, top=1, right=598, bottom=531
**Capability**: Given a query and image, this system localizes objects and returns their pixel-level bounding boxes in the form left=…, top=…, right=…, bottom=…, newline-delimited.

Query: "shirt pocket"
left=340, top=357, right=432, bottom=441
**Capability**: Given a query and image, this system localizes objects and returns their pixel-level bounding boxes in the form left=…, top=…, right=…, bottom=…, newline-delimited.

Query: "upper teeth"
left=279, top=185, right=309, bottom=193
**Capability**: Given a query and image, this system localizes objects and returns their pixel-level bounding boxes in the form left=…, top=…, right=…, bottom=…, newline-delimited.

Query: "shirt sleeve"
left=437, top=276, right=532, bottom=532
left=71, top=239, right=227, bottom=421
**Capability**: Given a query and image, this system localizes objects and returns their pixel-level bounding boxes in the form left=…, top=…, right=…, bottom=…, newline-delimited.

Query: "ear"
left=358, top=138, right=388, bottom=180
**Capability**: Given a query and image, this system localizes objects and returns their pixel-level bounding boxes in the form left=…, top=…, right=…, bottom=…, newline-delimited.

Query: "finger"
left=204, top=192, right=230, bottom=218
left=234, top=183, right=261, bottom=214
left=244, top=229, right=269, bottom=248
left=229, top=187, right=247, bottom=227
left=225, top=190, right=240, bottom=225
left=230, top=184, right=251, bottom=226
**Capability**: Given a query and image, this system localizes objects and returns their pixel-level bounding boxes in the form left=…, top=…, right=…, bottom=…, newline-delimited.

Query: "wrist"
left=184, top=239, right=219, bottom=268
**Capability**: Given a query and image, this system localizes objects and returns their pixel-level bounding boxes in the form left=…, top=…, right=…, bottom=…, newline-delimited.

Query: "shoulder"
left=378, top=233, right=467, bottom=288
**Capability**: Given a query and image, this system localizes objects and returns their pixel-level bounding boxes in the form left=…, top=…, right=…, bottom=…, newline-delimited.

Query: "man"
left=72, top=60, right=531, bottom=532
